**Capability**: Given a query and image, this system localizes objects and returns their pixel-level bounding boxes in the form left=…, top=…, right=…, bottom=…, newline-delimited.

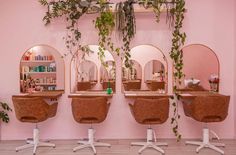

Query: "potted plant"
left=0, top=101, right=12, bottom=123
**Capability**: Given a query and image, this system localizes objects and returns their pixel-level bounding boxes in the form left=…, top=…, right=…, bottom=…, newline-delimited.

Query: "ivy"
left=39, top=0, right=91, bottom=57
left=39, top=0, right=186, bottom=141
left=115, top=0, right=136, bottom=69
left=94, top=0, right=120, bottom=67
left=169, top=0, right=186, bottom=141
left=137, top=0, right=186, bottom=141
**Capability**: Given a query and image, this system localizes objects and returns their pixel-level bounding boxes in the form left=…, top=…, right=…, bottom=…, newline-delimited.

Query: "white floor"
left=0, top=139, right=236, bottom=155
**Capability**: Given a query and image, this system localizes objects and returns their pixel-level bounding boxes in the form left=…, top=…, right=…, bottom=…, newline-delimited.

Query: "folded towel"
left=184, top=78, right=200, bottom=87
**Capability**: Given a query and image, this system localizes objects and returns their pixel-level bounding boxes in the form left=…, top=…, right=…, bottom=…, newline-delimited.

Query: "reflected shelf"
left=25, top=72, right=57, bottom=74
left=35, top=83, right=56, bottom=86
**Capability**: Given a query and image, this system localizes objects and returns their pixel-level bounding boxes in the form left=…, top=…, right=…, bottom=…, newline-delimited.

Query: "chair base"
left=131, top=142, right=167, bottom=154
left=73, top=128, right=111, bottom=154
left=16, top=128, right=55, bottom=154
left=186, top=128, right=225, bottom=155
left=131, top=128, right=167, bottom=154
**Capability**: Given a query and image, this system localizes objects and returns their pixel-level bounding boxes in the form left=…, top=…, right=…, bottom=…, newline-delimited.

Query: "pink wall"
left=0, top=0, right=235, bottom=140
left=234, top=0, right=236, bottom=138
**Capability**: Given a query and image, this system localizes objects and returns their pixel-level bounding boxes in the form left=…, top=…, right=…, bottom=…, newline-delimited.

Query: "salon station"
left=0, top=1, right=235, bottom=155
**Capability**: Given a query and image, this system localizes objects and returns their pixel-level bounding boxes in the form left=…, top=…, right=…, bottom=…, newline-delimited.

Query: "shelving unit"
left=20, top=51, right=57, bottom=93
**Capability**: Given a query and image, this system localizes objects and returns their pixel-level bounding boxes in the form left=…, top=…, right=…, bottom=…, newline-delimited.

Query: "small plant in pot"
left=0, top=101, right=12, bottom=123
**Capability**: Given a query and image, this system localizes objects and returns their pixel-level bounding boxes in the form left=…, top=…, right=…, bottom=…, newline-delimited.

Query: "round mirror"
left=180, top=44, right=220, bottom=92
left=20, top=45, right=65, bottom=93
left=70, top=45, right=116, bottom=93
left=122, top=44, right=168, bottom=92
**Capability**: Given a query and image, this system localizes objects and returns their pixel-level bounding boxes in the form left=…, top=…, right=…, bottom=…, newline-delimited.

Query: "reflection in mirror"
left=144, top=60, right=166, bottom=91
left=71, top=45, right=115, bottom=93
left=180, top=44, right=219, bottom=92
left=122, top=45, right=168, bottom=93
left=20, top=45, right=65, bottom=93
left=100, top=60, right=116, bottom=92
left=122, top=60, right=142, bottom=80
left=122, top=60, right=142, bottom=91
left=77, top=60, right=97, bottom=91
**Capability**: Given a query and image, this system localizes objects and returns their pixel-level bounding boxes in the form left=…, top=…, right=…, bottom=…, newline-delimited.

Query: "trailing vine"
left=95, top=0, right=120, bottom=67
left=115, top=0, right=136, bottom=68
left=39, top=0, right=90, bottom=57
left=135, top=0, right=186, bottom=140
left=138, top=0, right=186, bottom=141
left=39, top=0, right=186, bottom=141
left=169, top=0, right=186, bottom=141
left=138, top=0, right=175, bottom=26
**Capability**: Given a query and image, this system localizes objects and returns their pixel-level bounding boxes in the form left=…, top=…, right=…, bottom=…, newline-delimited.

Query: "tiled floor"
left=0, top=139, right=235, bottom=155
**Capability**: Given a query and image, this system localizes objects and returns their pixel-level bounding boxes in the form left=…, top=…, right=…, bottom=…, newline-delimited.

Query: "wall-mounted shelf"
left=21, top=60, right=55, bottom=63
left=109, top=4, right=169, bottom=13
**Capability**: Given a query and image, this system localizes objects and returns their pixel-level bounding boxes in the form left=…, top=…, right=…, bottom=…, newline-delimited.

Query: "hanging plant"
left=138, top=0, right=174, bottom=26
left=95, top=0, right=120, bottom=67
left=138, top=0, right=186, bottom=141
left=39, top=0, right=91, bottom=57
left=115, top=0, right=136, bottom=69
left=169, top=0, right=186, bottom=141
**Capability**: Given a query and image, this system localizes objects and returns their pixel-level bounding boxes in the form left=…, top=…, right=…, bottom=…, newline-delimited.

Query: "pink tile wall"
left=0, top=0, right=235, bottom=140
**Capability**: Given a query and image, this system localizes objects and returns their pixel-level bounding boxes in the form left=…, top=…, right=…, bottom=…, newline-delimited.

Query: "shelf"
left=35, top=83, right=56, bottom=86
left=119, top=4, right=167, bottom=13
left=91, top=3, right=170, bottom=13
left=21, top=60, right=55, bottom=63
left=25, top=72, right=56, bottom=74
left=69, top=91, right=113, bottom=98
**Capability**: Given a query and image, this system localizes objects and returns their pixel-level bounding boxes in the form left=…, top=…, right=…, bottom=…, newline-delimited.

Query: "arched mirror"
left=122, top=44, right=168, bottom=93
left=20, top=45, right=65, bottom=93
left=70, top=45, right=116, bottom=93
left=179, top=44, right=220, bottom=92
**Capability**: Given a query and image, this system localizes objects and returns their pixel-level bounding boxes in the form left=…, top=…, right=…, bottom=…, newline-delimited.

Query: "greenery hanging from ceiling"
left=94, top=0, right=120, bottom=67
left=115, top=0, right=136, bottom=69
left=136, top=0, right=186, bottom=141
left=169, top=0, right=186, bottom=141
left=39, top=0, right=92, bottom=57
left=39, top=0, right=186, bottom=141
